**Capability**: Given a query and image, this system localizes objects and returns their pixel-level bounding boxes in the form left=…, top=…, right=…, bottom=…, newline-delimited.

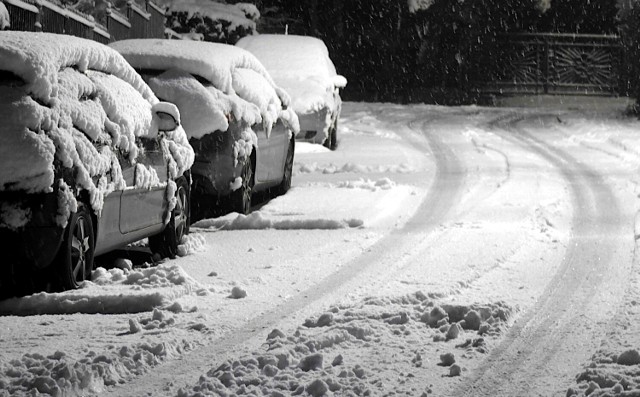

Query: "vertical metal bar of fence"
left=5, top=0, right=168, bottom=42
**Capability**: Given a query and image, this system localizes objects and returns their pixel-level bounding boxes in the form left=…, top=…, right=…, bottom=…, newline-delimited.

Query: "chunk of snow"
left=0, top=2, right=10, bottom=30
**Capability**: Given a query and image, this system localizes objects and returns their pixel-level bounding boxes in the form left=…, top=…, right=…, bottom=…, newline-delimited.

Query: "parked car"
left=110, top=39, right=299, bottom=220
left=0, top=32, right=195, bottom=295
left=236, top=34, right=347, bottom=150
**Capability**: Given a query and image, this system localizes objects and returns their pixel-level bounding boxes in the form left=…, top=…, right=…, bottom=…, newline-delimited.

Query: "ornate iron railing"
left=477, top=33, right=623, bottom=96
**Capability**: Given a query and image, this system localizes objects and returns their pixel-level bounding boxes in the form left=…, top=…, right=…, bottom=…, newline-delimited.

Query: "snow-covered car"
left=236, top=34, right=347, bottom=150
left=0, top=32, right=195, bottom=295
left=110, top=39, right=299, bottom=220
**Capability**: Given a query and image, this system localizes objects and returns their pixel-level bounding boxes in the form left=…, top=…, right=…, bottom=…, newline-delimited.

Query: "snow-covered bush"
left=161, top=0, right=257, bottom=44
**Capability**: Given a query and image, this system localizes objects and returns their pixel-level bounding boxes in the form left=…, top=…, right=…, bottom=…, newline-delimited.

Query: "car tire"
left=149, top=176, right=190, bottom=260
left=275, top=138, right=294, bottom=196
left=54, top=202, right=95, bottom=291
left=229, top=155, right=253, bottom=214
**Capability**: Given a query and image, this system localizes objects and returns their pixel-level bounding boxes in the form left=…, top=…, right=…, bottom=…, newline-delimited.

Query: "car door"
left=267, top=121, right=290, bottom=181
left=254, top=122, right=289, bottom=182
left=119, top=137, right=167, bottom=234
left=254, top=126, right=272, bottom=183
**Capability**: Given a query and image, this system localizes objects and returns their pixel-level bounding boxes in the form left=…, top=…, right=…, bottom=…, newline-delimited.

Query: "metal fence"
left=475, top=33, right=623, bottom=96
left=2, top=0, right=169, bottom=43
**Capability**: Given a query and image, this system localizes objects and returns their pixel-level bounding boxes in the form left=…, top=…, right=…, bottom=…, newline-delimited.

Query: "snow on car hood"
left=110, top=39, right=299, bottom=139
left=236, top=34, right=347, bottom=115
left=0, top=32, right=194, bottom=222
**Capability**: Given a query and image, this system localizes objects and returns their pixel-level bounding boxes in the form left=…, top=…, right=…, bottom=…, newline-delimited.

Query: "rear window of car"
left=0, top=70, right=26, bottom=88
left=136, top=68, right=211, bottom=87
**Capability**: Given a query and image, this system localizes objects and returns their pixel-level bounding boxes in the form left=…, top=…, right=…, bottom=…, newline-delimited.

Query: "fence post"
left=543, top=36, right=549, bottom=94
left=105, top=1, right=111, bottom=31
left=126, top=0, right=132, bottom=21
left=34, top=0, right=42, bottom=31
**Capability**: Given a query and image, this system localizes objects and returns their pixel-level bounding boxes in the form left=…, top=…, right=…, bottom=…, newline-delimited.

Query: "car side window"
left=137, top=137, right=163, bottom=165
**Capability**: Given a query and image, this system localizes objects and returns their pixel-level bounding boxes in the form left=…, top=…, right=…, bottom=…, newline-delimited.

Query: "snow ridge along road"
left=456, top=113, right=634, bottom=396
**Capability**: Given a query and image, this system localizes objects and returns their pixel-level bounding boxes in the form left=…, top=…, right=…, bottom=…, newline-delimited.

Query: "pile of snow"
left=568, top=349, right=640, bottom=396
left=0, top=2, right=9, bottom=30
left=160, top=0, right=258, bottom=43
left=193, top=211, right=363, bottom=231
left=177, top=232, right=207, bottom=257
left=0, top=263, right=209, bottom=315
left=0, top=32, right=194, bottom=225
left=236, top=34, right=346, bottom=116
left=177, top=292, right=515, bottom=396
left=0, top=324, right=194, bottom=396
left=296, top=162, right=415, bottom=175
left=110, top=39, right=299, bottom=157
left=336, top=178, right=396, bottom=191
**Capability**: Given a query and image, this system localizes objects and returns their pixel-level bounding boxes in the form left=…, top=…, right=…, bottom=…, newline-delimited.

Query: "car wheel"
left=229, top=155, right=253, bottom=214
left=149, top=176, right=190, bottom=260
left=55, top=202, right=95, bottom=291
left=276, top=139, right=294, bottom=196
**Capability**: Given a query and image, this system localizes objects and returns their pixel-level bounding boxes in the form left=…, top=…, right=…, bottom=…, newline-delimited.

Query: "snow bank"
left=0, top=32, right=194, bottom=224
left=193, top=211, right=363, bottom=231
left=0, top=263, right=210, bottom=316
left=296, top=162, right=415, bottom=175
left=236, top=34, right=346, bottom=116
left=177, top=292, right=515, bottom=396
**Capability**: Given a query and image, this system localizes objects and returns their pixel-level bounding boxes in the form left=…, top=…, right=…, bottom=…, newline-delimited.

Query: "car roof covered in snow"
left=236, top=34, right=346, bottom=115
left=236, top=35, right=337, bottom=79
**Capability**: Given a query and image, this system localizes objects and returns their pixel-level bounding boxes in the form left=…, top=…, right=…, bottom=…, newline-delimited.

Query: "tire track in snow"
left=102, top=115, right=468, bottom=397
left=454, top=113, right=631, bottom=396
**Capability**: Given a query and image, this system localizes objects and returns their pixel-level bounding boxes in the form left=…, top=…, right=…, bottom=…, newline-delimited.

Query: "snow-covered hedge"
left=0, top=32, right=194, bottom=225
left=159, top=0, right=258, bottom=44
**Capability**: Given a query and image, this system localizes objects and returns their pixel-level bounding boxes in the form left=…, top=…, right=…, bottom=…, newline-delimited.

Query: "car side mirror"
left=152, top=102, right=181, bottom=132
left=333, top=75, right=347, bottom=89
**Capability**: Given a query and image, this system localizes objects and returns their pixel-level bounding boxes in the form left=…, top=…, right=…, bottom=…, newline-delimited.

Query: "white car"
left=236, top=34, right=347, bottom=150
left=111, top=39, right=299, bottom=220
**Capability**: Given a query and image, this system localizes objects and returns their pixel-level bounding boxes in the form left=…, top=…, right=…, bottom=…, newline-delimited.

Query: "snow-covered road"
left=2, top=100, right=640, bottom=397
